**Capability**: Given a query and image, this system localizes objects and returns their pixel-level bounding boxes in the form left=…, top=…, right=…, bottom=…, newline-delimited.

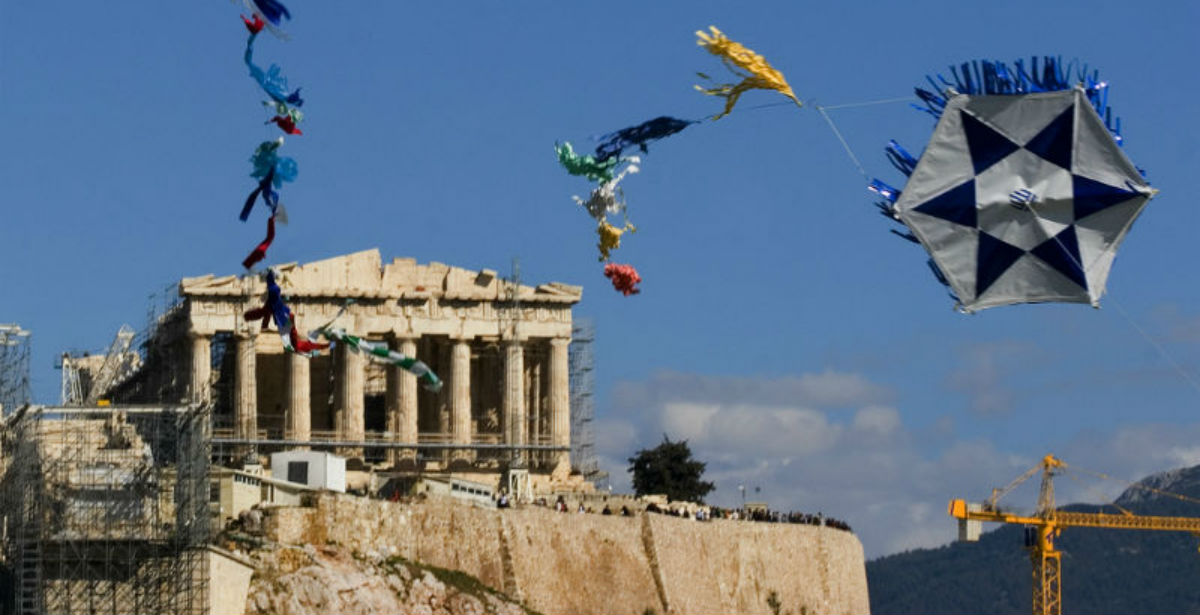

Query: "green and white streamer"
left=319, top=327, right=443, bottom=392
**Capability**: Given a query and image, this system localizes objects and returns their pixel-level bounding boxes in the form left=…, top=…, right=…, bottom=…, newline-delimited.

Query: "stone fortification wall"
left=646, top=514, right=867, bottom=615
left=263, top=494, right=870, bottom=615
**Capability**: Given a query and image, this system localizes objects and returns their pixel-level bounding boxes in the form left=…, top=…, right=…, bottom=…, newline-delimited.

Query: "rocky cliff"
left=245, top=543, right=533, bottom=615
left=253, top=494, right=869, bottom=615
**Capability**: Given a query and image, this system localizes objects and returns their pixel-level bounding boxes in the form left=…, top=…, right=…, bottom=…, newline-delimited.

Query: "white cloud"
left=594, top=370, right=1200, bottom=560
left=852, top=405, right=900, bottom=436
left=660, top=402, right=719, bottom=443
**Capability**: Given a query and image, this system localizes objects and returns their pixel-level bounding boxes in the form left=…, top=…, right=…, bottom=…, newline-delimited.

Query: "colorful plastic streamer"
left=316, top=328, right=444, bottom=392
left=573, top=158, right=639, bottom=223
left=243, top=269, right=328, bottom=355
left=245, top=30, right=304, bottom=107
left=242, top=214, right=277, bottom=269
left=242, top=14, right=265, bottom=34
left=695, top=26, right=800, bottom=119
left=240, top=138, right=296, bottom=221
left=597, top=220, right=635, bottom=262
left=269, top=115, right=302, bottom=134
left=604, top=263, right=642, bottom=296
left=241, top=0, right=291, bottom=39
left=595, top=117, right=695, bottom=162
left=264, top=100, right=304, bottom=135
left=556, top=142, right=622, bottom=182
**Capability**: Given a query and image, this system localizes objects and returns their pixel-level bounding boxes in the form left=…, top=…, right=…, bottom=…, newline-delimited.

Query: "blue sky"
left=2, top=1, right=1198, bottom=557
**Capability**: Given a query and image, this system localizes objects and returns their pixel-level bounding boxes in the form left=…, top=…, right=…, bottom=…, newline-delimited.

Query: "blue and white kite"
left=874, top=58, right=1156, bottom=312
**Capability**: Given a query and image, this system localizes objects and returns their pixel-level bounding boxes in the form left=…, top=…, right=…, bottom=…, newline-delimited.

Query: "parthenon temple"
left=108, top=249, right=583, bottom=475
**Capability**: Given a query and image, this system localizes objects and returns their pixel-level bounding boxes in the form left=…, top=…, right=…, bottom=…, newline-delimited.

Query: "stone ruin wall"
left=263, top=494, right=870, bottom=614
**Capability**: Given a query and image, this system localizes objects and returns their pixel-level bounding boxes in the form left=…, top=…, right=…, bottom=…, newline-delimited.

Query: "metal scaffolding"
left=0, top=325, right=32, bottom=416
left=0, top=405, right=211, bottom=615
left=569, top=318, right=606, bottom=486
left=103, top=284, right=188, bottom=407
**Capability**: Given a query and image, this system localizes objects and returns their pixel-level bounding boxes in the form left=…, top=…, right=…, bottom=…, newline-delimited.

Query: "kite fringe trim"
left=912, top=56, right=1122, bottom=144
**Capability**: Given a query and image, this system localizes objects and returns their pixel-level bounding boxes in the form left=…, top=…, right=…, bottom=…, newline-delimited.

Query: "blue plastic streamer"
left=245, top=32, right=304, bottom=107
left=593, top=116, right=697, bottom=162
left=249, top=140, right=297, bottom=186
left=250, top=0, right=290, bottom=25
left=242, top=140, right=295, bottom=221
left=240, top=169, right=281, bottom=221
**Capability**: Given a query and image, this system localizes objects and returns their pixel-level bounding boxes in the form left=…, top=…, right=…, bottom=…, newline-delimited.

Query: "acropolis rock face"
left=258, top=494, right=871, bottom=615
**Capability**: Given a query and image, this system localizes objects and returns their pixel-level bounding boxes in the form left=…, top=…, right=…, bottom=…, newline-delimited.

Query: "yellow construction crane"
left=949, top=454, right=1200, bottom=615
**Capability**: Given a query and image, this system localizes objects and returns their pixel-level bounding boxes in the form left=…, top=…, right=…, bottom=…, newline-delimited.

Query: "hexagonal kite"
left=874, top=59, right=1156, bottom=312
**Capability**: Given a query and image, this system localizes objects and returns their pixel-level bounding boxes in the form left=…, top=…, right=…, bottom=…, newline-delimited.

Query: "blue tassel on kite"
left=885, top=140, right=919, bottom=177
left=594, top=116, right=697, bottom=162
left=913, top=56, right=1123, bottom=144
left=874, top=200, right=897, bottom=220
left=868, top=179, right=900, bottom=203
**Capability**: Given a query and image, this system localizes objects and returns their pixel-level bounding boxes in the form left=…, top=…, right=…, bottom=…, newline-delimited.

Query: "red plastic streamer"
left=288, top=319, right=329, bottom=354
left=604, top=263, right=642, bottom=296
left=242, top=215, right=276, bottom=269
left=269, top=115, right=302, bottom=135
left=242, top=14, right=265, bottom=34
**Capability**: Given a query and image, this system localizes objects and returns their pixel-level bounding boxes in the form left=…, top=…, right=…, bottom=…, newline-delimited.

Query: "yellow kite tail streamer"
left=597, top=219, right=635, bottom=262
left=695, top=26, right=800, bottom=119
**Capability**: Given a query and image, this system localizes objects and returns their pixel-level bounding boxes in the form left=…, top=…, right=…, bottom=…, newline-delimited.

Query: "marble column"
left=548, top=338, right=571, bottom=469
left=451, top=338, right=473, bottom=462
left=386, top=336, right=420, bottom=465
left=234, top=333, right=257, bottom=456
left=335, top=342, right=365, bottom=458
left=529, top=361, right=542, bottom=445
left=287, top=351, right=311, bottom=446
left=188, top=332, right=211, bottom=405
left=503, top=342, right=525, bottom=463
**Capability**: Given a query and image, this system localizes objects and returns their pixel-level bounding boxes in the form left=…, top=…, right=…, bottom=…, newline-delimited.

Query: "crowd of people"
left=508, top=493, right=854, bottom=534
left=673, top=505, right=853, bottom=534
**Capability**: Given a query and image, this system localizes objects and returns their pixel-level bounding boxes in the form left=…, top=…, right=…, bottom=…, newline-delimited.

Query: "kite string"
left=818, top=96, right=915, bottom=110
left=803, top=95, right=913, bottom=182
left=813, top=103, right=870, bottom=181
left=1105, top=293, right=1200, bottom=396
left=1037, top=217, right=1200, bottom=398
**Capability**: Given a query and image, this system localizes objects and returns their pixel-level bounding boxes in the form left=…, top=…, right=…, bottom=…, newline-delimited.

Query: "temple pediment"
left=180, top=249, right=582, bottom=304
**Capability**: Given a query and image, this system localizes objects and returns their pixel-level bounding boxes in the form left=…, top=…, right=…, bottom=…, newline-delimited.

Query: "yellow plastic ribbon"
left=695, top=26, right=800, bottom=119
left=597, top=220, right=635, bottom=261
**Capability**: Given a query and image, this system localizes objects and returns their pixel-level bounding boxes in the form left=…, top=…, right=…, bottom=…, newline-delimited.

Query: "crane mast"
left=949, top=454, right=1200, bottom=615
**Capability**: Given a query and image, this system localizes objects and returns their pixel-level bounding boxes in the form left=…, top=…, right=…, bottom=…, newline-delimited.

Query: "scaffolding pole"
left=0, top=324, right=32, bottom=416
left=0, top=405, right=211, bottom=615
left=569, top=318, right=606, bottom=486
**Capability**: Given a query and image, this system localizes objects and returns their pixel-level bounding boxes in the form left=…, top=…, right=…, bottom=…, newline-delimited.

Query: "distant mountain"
left=867, top=465, right=1200, bottom=614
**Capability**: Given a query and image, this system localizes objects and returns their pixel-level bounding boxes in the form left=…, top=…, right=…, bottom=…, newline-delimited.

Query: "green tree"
left=627, top=435, right=715, bottom=503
